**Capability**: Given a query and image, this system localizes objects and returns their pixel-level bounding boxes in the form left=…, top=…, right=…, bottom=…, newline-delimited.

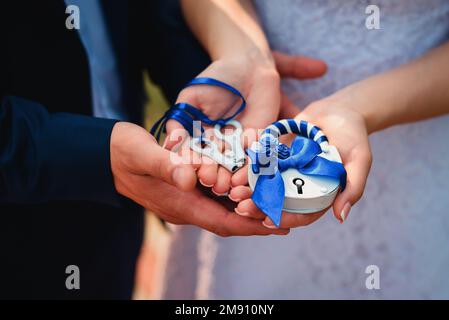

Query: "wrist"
left=214, top=43, right=275, bottom=70
left=110, top=121, right=137, bottom=197
left=110, top=122, right=124, bottom=196
left=313, top=85, right=382, bottom=135
left=300, top=94, right=369, bottom=136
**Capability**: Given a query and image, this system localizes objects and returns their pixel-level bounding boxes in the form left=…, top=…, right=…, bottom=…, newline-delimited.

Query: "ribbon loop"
left=150, top=78, right=246, bottom=141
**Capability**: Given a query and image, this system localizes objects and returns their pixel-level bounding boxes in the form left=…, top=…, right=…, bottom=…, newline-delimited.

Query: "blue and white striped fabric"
left=249, top=119, right=330, bottom=175
left=247, top=119, right=347, bottom=227
left=262, top=119, right=329, bottom=151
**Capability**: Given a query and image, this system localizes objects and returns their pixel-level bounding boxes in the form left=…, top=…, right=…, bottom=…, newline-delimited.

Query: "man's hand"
left=165, top=51, right=327, bottom=197
left=110, top=122, right=289, bottom=236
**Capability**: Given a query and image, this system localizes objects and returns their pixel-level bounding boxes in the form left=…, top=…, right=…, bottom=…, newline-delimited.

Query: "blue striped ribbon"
left=247, top=119, right=347, bottom=227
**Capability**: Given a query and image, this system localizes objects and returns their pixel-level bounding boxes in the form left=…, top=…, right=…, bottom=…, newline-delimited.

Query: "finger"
left=138, top=137, right=197, bottom=192
left=273, top=51, right=328, bottom=79
left=190, top=149, right=202, bottom=170
left=129, top=163, right=289, bottom=236
left=217, top=214, right=290, bottom=237
left=164, top=119, right=188, bottom=151
left=212, top=166, right=232, bottom=196
left=122, top=176, right=189, bottom=226
left=172, top=135, right=201, bottom=170
left=149, top=212, right=187, bottom=226
left=179, top=148, right=201, bottom=171
left=235, top=199, right=266, bottom=220
left=231, top=165, right=248, bottom=187
left=185, top=192, right=290, bottom=236
left=332, top=146, right=372, bottom=223
left=241, top=127, right=260, bottom=149
left=197, top=155, right=218, bottom=187
left=228, top=185, right=252, bottom=202
left=263, top=210, right=327, bottom=229
left=231, top=129, right=257, bottom=187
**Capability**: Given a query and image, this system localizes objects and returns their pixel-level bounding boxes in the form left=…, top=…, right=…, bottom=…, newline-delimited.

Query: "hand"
left=110, top=122, right=289, bottom=236
left=230, top=94, right=372, bottom=228
left=165, top=51, right=327, bottom=197
left=298, top=96, right=372, bottom=224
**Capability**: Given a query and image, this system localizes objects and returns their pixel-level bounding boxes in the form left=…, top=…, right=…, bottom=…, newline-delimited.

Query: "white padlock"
left=248, top=119, right=344, bottom=214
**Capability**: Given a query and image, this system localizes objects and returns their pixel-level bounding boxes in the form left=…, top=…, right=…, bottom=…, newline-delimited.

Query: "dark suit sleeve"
left=0, top=96, right=121, bottom=205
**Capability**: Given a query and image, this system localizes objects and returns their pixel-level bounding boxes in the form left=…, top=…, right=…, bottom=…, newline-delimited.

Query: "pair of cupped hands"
left=111, top=50, right=372, bottom=237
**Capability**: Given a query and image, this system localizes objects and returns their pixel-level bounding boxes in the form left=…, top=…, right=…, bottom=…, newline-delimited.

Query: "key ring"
left=213, top=120, right=245, bottom=167
left=150, top=77, right=248, bottom=172
left=190, top=120, right=246, bottom=173
left=150, top=78, right=246, bottom=141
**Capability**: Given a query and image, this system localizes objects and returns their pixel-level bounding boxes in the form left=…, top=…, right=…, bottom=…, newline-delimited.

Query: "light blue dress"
left=162, top=0, right=449, bottom=299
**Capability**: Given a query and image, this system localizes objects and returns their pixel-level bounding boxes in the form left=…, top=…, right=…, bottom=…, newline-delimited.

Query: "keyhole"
left=293, top=178, right=305, bottom=194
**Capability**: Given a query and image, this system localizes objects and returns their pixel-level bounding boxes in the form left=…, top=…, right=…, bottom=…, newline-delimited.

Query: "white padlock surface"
left=248, top=145, right=342, bottom=214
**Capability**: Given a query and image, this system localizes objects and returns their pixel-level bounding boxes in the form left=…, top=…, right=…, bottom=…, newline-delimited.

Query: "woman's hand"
left=165, top=51, right=327, bottom=197
left=165, top=50, right=279, bottom=198
left=230, top=94, right=372, bottom=227
left=231, top=40, right=449, bottom=229
left=295, top=97, right=372, bottom=223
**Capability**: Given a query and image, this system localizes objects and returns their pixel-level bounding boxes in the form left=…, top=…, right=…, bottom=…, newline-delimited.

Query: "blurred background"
left=132, top=73, right=171, bottom=300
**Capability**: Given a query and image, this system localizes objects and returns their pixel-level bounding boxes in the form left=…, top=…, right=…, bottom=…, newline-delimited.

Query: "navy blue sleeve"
left=0, top=96, right=122, bottom=205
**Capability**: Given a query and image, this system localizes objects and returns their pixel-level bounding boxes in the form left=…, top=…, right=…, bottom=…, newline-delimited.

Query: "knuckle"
left=154, top=159, right=164, bottom=179
left=263, top=68, right=281, bottom=85
left=212, top=226, right=231, bottom=238
left=177, top=87, right=197, bottom=103
left=217, top=230, right=231, bottom=238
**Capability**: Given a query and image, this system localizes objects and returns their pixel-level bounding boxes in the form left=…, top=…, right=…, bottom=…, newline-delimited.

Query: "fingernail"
left=199, top=179, right=214, bottom=188
left=262, top=219, right=278, bottom=229
left=228, top=194, right=241, bottom=202
left=234, top=208, right=250, bottom=217
left=340, top=202, right=351, bottom=223
left=212, top=188, right=228, bottom=197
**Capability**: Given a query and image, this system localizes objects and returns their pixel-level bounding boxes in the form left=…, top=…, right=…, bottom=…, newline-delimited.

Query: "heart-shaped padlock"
left=247, top=119, right=347, bottom=226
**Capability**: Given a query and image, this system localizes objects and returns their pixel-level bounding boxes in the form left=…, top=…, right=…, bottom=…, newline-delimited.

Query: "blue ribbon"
left=247, top=135, right=347, bottom=227
left=150, top=77, right=246, bottom=141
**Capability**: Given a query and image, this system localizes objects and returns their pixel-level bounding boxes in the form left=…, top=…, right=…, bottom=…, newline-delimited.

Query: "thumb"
left=273, top=51, right=327, bottom=80
left=164, top=119, right=189, bottom=151
left=143, top=137, right=197, bottom=192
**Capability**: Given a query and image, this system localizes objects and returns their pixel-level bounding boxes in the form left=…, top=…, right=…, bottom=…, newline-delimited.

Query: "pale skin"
left=167, top=0, right=326, bottom=194
left=108, top=0, right=329, bottom=237
left=109, top=122, right=290, bottom=236
left=174, top=0, right=449, bottom=228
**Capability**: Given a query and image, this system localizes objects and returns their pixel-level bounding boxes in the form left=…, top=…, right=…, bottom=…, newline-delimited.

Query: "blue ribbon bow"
left=247, top=135, right=347, bottom=227
left=150, top=77, right=246, bottom=141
